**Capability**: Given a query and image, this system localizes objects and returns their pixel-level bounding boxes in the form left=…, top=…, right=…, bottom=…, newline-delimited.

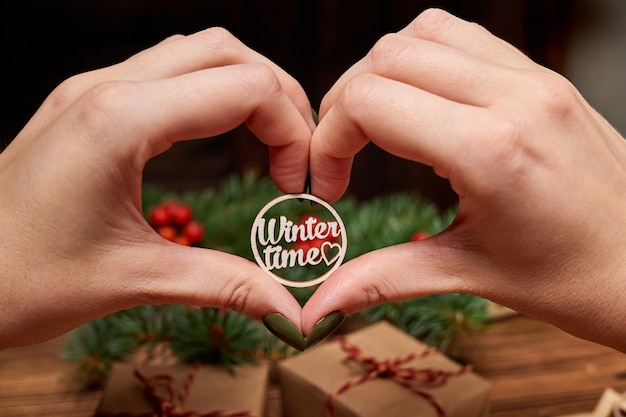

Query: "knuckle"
left=238, top=62, right=282, bottom=100
left=197, top=26, right=239, bottom=57
left=367, top=33, right=409, bottom=73
left=412, top=8, right=456, bottom=36
left=237, top=62, right=283, bottom=104
left=251, top=62, right=282, bottom=92
left=221, top=279, right=253, bottom=313
left=363, top=282, right=389, bottom=309
left=76, top=81, right=137, bottom=131
left=476, top=73, right=581, bottom=176
left=487, top=117, right=523, bottom=161
left=342, top=259, right=391, bottom=311
left=44, top=73, right=90, bottom=112
left=531, top=71, right=581, bottom=120
left=477, top=114, right=532, bottom=185
left=474, top=72, right=581, bottom=189
left=485, top=118, right=524, bottom=166
left=161, top=33, right=185, bottom=43
left=336, top=73, right=379, bottom=116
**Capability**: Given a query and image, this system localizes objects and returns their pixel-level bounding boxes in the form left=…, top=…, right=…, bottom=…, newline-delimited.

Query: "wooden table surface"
left=2, top=315, right=626, bottom=417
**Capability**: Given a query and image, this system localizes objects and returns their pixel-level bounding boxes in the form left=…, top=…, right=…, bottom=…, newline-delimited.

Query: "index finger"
left=319, top=8, right=534, bottom=119
left=310, top=73, right=486, bottom=202
left=29, top=27, right=316, bottom=140
left=54, top=63, right=313, bottom=195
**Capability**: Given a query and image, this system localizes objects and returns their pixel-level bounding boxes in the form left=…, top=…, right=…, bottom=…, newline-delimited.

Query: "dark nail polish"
left=263, top=313, right=306, bottom=351
left=305, top=311, right=345, bottom=349
left=311, top=108, right=319, bottom=126
left=303, top=171, right=311, bottom=195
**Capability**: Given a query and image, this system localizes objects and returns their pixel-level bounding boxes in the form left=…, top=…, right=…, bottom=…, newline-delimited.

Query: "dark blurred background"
left=0, top=0, right=613, bottom=210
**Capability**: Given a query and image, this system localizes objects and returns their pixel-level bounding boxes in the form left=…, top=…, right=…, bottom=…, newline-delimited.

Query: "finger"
left=68, top=63, right=312, bottom=194
left=118, top=27, right=315, bottom=126
left=300, top=239, right=471, bottom=333
left=0, top=223, right=303, bottom=346
left=401, top=8, right=535, bottom=69
left=25, top=27, right=315, bottom=141
left=360, top=33, right=524, bottom=108
left=310, top=73, right=486, bottom=202
left=113, top=243, right=303, bottom=329
left=319, top=8, right=534, bottom=119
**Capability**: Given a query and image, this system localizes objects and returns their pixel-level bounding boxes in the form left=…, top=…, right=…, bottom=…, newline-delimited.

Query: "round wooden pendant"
left=250, top=193, right=348, bottom=288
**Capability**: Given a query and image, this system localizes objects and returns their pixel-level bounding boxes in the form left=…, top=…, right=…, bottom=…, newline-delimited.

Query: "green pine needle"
left=64, top=173, right=489, bottom=388
left=168, top=306, right=268, bottom=372
left=360, top=294, right=490, bottom=354
left=61, top=315, right=139, bottom=389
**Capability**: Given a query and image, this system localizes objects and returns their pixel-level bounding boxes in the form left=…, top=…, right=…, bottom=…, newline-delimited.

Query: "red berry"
left=158, top=226, right=177, bottom=241
left=297, top=214, right=339, bottom=241
left=170, top=203, right=193, bottom=226
left=299, top=213, right=321, bottom=223
left=184, top=221, right=205, bottom=244
left=150, top=206, right=170, bottom=227
left=294, top=237, right=324, bottom=252
left=410, top=231, right=431, bottom=241
left=162, top=200, right=179, bottom=214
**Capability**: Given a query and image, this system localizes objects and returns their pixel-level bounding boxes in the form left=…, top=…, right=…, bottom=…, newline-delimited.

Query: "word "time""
left=255, top=215, right=341, bottom=270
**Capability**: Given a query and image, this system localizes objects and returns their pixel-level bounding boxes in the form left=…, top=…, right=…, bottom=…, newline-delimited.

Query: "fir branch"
left=360, top=294, right=490, bottom=354
left=168, top=306, right=268, bottom=371
left=60, top=315, right=139, bottom=389
left=62, top=173, right=488, bottom=389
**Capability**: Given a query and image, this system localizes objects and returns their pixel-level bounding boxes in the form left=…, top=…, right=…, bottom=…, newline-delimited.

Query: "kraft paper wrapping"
left=279, top=321, right=490, bottom=417
left=96, top=361, right=269, bottom=416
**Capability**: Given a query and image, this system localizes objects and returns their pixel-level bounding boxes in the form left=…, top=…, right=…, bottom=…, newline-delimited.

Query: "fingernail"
left=311, top=108, right=319, bottom=126
left=305, top=311, right=345, bottom=349
left=263, top=313, right=306, bottom=351
left=303, top=171, right=311, bottom=195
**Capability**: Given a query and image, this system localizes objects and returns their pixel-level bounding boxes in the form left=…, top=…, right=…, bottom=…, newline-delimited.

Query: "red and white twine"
left=97, top=363, right=258, bottom=417
left=326, top=336, right=469, bottom=417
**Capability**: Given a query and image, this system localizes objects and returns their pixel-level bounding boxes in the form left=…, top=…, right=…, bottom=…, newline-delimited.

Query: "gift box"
left=95, top=361, right=269, bottom=416
left=278, top=321, right=490, bottom=417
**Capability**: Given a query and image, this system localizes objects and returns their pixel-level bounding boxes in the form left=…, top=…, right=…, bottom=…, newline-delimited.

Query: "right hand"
left=304, top=8, right=626, bottom=352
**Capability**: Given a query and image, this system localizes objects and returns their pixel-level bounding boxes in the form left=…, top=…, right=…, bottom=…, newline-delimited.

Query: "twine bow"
left=97, top=363, right=257, bottom=417
left=326, top=336, right=469, bottom=417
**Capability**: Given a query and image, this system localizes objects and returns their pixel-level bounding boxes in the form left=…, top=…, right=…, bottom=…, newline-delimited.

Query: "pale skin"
left=303, top=9, right=626, bottom=353
left=2, top=9, right=626, bottom=353
left=0, top=28, right=314, bottom=348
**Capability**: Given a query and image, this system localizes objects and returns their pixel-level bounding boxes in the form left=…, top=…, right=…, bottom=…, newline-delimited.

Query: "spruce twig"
left=63, top=173, right=488, bottom=388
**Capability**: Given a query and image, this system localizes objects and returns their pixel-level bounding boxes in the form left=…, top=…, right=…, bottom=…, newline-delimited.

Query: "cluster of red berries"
left=149, top=201, right=205, bottom=246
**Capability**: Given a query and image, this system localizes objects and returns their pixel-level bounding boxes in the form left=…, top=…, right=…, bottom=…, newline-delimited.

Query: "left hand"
left=0, top=28, right=314, bottom=348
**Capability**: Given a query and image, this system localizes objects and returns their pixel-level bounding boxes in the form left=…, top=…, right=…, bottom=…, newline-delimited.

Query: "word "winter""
left=255, top=215, right=341, bottom=270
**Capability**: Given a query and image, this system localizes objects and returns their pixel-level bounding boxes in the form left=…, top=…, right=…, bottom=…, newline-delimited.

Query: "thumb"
left=300, top=238, right=470, bottom=333
left=121, top=241, right=303, bottom=328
